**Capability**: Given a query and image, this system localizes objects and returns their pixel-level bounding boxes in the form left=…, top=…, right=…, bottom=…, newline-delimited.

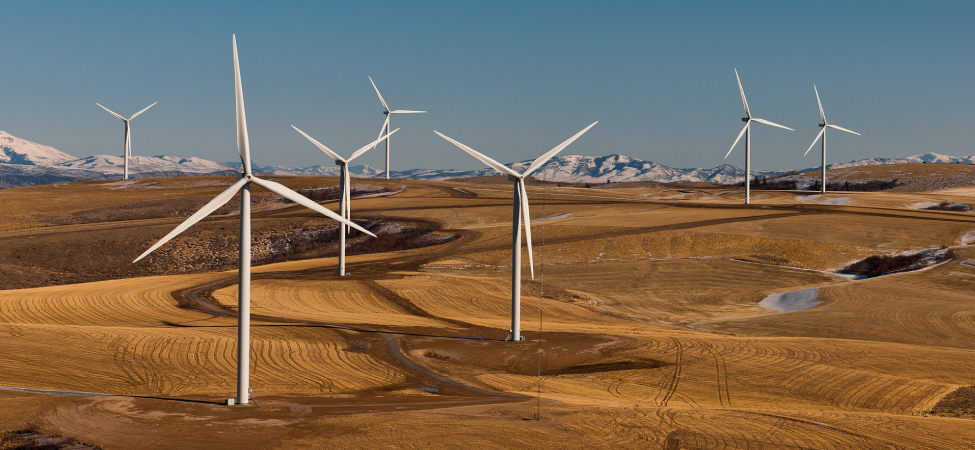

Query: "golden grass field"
left=2, top=164, right=975, bottom=448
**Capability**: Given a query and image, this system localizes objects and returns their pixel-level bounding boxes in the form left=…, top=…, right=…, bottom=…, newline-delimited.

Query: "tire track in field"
left=657, top=338, right=683, bottom=407
left=706, top=342, right=731, bottom=408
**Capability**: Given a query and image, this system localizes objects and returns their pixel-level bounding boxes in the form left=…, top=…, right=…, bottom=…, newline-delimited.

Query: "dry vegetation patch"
left=0, top=427, right=101, bottom=450
left=931, top=386, right=975, bottom=419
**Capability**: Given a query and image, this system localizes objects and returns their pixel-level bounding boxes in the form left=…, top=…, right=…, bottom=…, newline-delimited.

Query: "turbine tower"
left=368, top=76, right=425, bottom=179
left=133, top=35, right=375, bottom=406
left=291, top=125, right=399, bottom=276
left=96, top=101, right=157, bottom=180
left=804, top=85, right=861, bottom=193
left=434, top=121, right=597, bottom=341
left=725, top=69, right=793, bottom=204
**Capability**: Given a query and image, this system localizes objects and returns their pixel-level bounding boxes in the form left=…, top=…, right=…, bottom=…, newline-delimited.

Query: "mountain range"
left=0, top=130, right=971, bottom=188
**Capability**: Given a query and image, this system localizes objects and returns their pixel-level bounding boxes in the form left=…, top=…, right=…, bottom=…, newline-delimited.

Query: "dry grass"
left=2, top=176, right=975, bottom=448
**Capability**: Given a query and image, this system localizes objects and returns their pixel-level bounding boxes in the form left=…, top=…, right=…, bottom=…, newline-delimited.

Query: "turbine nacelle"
left=435, top=120, right=598, bottom=280
left=804, top=87, right=861, bottom=156
left=368, top=76, right=425, bottom=179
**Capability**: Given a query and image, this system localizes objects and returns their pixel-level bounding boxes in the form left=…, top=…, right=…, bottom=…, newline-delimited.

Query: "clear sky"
left=1, top=1, right=974, bottom=173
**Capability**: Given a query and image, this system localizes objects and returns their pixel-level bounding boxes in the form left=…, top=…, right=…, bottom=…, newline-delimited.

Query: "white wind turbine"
left=725, top=69, right=793, bottom=204
left=96, top=101, right=157, bottom=180
left=804, top=85, right=861, bottom=193
left=434, top=122, right=598, bottom=341
left=291, top=125, right=399, bottom=276
left=368, top=76, right=425, bottom=179
left=133, top=35, right=375, bottom=406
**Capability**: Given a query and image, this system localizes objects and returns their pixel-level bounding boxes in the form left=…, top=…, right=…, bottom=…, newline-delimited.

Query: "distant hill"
left=1, top=130, right=973, bottom=188
left=233, top=154, right=781, bottom=184
left=0, top=131, right=236, bottom=188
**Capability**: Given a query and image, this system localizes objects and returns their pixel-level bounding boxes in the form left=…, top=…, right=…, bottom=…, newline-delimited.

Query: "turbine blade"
left=344, top=166, right=351, bottom=231
left=804, top=128, right=826, bottom=156
left=233, top=35, right=252, bottom=175
left=348, top=128, right=400, bottom=163
left=523, top=121, right=598, bottom=177
left=433, top=131, right=521, bottom=178
left=128, top=102, right=157, bottom=120
left=389, top=110, right=426, bottom=114
left=735, top=68, right=750, bottom=118
left=368, top=76, right=390, bottom=112
left=373, top=115, right=390, bottom=150
left=134, top=177, right=248, bottom=262
left=826, top=124, right=861, bottom=136
left=292, top=125, right=345, bottom=162
left=751, top=117, right=794, bottom=131
left=725, top=123, right=749, bottom=158
left=251, top=177, right=375, bottom=237
left=814, top=85, right=826, bottom=123
left=519, top=181, right=534, bottom=280
left=96, top=103, right=125, bottom=121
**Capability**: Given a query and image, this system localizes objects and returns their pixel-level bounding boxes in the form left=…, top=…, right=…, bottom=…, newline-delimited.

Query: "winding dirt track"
left=149, top=183, right=975, bottom=411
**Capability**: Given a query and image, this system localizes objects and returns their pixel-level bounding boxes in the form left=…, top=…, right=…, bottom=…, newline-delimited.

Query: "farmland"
left=1, top=164, right=975, bottom=448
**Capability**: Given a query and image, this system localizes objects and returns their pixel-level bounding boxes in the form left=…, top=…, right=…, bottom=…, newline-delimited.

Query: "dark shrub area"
left=812, top=179, right=901, bottom=192
left=924, top=202, right=972, bottom=212
left=348, top=226, right=456, bottom=255
left=281, top=186, right=393, bottom=203
left=842, top=249, right=954, bottom=278
left=736, top=177, right=798, bottom=190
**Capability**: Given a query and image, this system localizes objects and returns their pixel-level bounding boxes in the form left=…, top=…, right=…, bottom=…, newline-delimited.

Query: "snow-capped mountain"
left=0, top=131, right=236, bottom=188
left=0, top=131, right=78, bottom=166
left=237, top=155, right=782, bottom=183
left=61, top=155, right=233, bottom=175
left=2, top=130, right=975, bottom=189
left=825, top=153, right=975, bottom=170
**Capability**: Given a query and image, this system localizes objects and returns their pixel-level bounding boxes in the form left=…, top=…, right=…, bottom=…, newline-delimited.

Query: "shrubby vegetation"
left=747, top=177, right=798, bottom=190
left=841, top=248, right=954, bottom=278
left=924, top=202, right=972, bottom=212
left=813, top=179, right=901, bottom=192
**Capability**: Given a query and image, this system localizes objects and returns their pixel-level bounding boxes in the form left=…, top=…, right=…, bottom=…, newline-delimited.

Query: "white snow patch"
left=532, top=213, right=573, bottom=223
left=758, top=288, right=822, bottom=314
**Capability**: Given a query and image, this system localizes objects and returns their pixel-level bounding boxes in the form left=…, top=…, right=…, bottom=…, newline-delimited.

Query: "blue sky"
left=1, top=1, right=973, bottom=172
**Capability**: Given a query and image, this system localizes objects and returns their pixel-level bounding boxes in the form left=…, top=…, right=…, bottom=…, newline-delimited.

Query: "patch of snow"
left=532, top=213, right=572, bottom=223
left=758, top=288, right=822, bottom=314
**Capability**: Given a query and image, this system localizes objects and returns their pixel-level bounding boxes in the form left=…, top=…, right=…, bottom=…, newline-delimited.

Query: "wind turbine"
left=133, top=35, right=375, bottom=406
left=804, top=85, right=861, bottom=193
left=291, top=125, right=399, bottom=276
left=725, top=69, right=793, bottom=204
left=96, top=101, right=157, bottom=180
left=434, top=121, right=598, bottom=342
left=368, top=76, right=425, bottom=179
